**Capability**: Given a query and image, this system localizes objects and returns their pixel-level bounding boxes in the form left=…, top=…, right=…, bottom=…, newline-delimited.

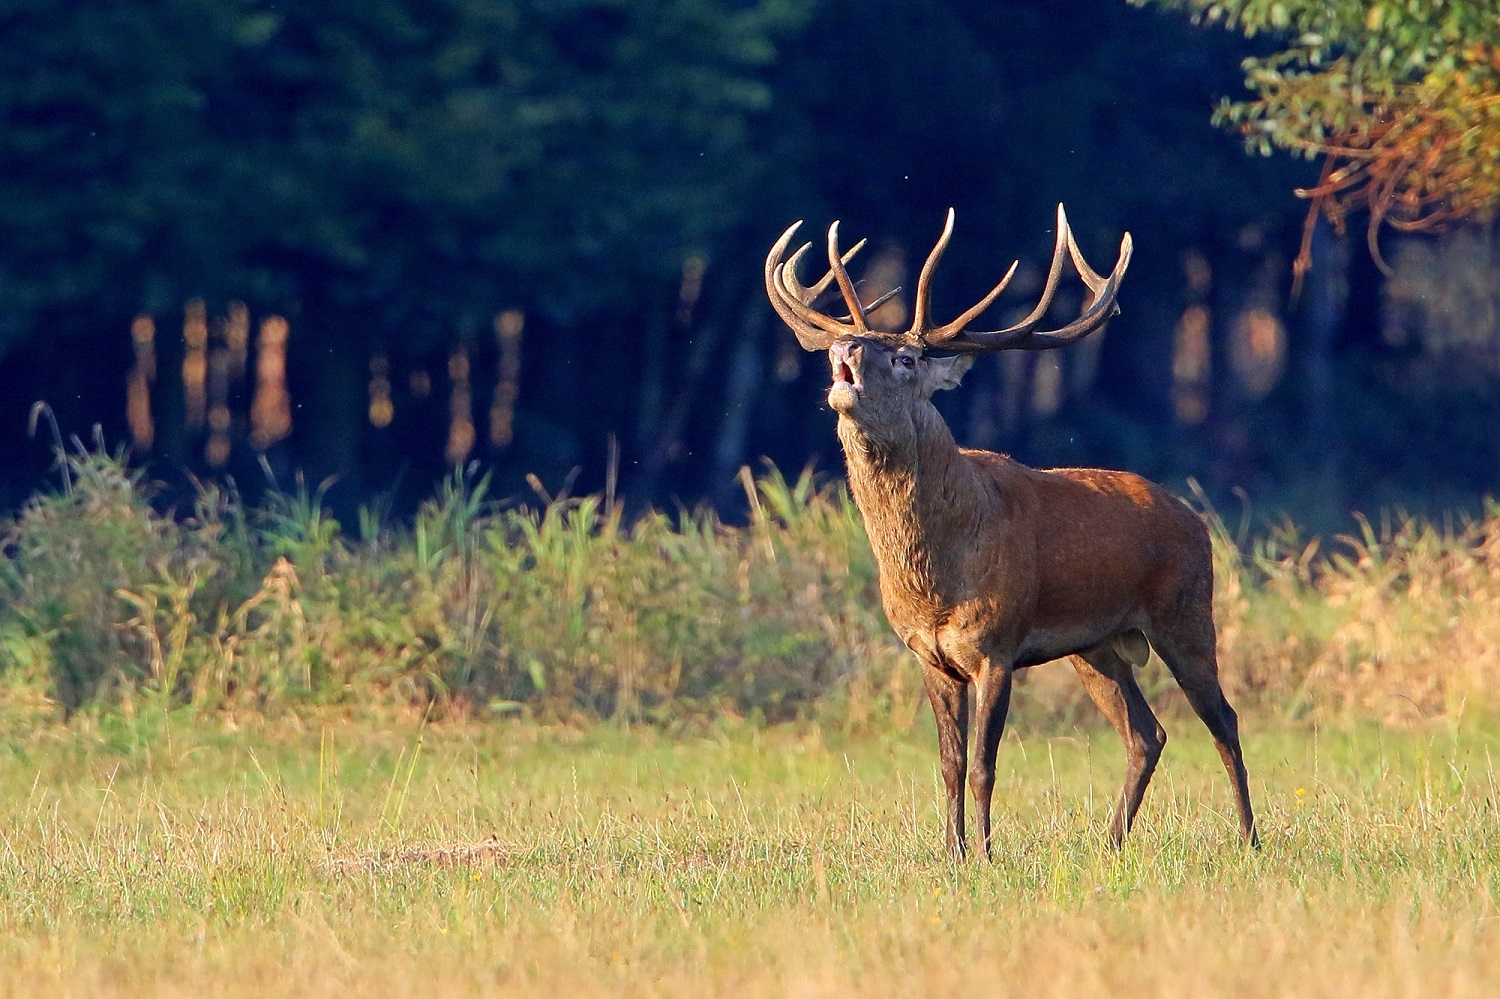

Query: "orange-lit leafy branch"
left=1135, top=1, right=1500, bottom=281
left=1257, top=45, right=1500, bottom=283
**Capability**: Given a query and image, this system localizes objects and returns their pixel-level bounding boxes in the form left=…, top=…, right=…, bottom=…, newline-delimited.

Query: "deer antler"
left=768, top=206, right=1128, bottom=355
left=765, top=221, right=900, bottom=351
left=915, top=205, right=1133, bottom=356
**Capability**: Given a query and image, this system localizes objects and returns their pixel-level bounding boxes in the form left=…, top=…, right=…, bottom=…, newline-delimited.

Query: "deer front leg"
left=969, top=659, right=1015, bottom=861
left=921, top=663, right=970, bottom=860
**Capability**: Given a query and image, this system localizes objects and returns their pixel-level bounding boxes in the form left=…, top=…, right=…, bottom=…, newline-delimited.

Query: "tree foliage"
left=1133, top=0, right=1500, bottom=273
left=0, top=0, right=808, bottom=349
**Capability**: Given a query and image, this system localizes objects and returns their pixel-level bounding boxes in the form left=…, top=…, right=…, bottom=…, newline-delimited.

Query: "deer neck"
left=836, top=402, right=982, bottom=613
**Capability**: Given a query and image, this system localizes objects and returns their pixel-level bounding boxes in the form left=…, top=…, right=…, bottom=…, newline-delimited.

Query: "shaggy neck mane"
left=837, top=401, right=986, bottom=614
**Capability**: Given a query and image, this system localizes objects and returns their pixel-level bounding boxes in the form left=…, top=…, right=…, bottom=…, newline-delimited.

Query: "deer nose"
left=830, top=339, right=862, bottom=365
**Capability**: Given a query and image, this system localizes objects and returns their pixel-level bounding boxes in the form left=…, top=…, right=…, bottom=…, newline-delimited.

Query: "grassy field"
left=6, top=449, right=1500, bottom=993
left=3, top=706, right=1499, bottom=997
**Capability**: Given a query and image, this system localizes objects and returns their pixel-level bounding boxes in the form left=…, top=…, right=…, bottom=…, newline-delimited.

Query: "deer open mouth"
left=828, top=359, right=862, bottom=411
left=833, top=359, right=861, bottom=391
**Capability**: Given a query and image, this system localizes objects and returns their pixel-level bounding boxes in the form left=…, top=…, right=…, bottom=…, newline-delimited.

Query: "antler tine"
left=826, top=222, right=869, bottom=334
left=778, top=272, right=893, bottom=334
left=790, top=236, right=869, bottom=303
left=923, top=205, right=1133, bottom=355
left=778, top=249, right=850, bottom=330
left=922, top=204, right=1070, bottom=349
left=780, top=236, right=882, bottom=335
left=911, top=208, right=956, bottom=337
left=766, top=221, right=874, bottom=350
left=779, top=241, right=819, bottom=299
left=775, top=263, right=861, bottom=339
left=765, top=221, right=836, bottom=350
left=856, top=286, right=902, bottom=318
left=1005, top=230, right=1132, bottom=348
left=1067, top=227, right=1109, bottom=298
left=821, top=237, right=897, bottom=324
left=925, top=260, right=1019, bottom=341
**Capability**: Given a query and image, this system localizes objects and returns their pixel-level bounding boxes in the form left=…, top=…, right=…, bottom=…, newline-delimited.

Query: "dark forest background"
left=3, top=0, right=1497, bottom=532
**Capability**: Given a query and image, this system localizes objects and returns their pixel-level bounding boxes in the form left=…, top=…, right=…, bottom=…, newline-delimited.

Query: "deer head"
left=765, top=207, right=1133, bottom=437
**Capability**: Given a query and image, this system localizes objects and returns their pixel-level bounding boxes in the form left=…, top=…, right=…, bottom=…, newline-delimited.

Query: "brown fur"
left=827, top=335, right=1257, bottom=859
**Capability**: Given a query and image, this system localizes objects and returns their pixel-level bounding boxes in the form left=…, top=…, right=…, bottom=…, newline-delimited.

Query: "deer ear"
left=926, top=353, right=974, bottom=391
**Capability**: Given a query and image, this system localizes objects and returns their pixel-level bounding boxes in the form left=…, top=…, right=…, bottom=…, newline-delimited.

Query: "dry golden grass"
left=1, top=712, right=1499, bottom=996
left=8, top=455, right=1500, bottom=993
left=1213, top=506, right=1500, bottom=724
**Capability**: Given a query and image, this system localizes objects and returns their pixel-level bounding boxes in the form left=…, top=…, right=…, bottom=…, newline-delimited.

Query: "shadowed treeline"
left=2, top=0, right=1499, bottom=529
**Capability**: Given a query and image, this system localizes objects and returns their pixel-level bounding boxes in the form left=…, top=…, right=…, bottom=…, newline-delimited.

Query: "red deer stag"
left=764, top=207, right=1257, bottom=859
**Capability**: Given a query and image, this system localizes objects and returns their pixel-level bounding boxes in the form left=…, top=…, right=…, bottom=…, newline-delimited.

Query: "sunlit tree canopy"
left=1134, top=0, right=1500, bottom=274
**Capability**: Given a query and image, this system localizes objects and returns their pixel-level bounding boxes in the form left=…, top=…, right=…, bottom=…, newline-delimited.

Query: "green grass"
left=2, top=709, right=1500, bottom=996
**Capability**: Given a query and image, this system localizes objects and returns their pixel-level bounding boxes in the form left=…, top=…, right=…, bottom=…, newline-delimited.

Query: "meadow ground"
left=5, top=458, right=1500, bottom=995
left=2, top=701, right=1499, bottom=997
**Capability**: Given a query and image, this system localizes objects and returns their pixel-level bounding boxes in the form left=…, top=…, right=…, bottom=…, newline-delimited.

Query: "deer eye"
left=897, top=356, right=915, bottom=368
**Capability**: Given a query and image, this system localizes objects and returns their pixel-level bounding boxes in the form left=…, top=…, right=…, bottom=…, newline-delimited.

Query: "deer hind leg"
left=967, top=659, right=1014, bottom=862
left=920, top=662, right=970, bottom=861
left=1147, top=609, right=1259, bottom=847
left=1071, top=645, right=1165, bottom=847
